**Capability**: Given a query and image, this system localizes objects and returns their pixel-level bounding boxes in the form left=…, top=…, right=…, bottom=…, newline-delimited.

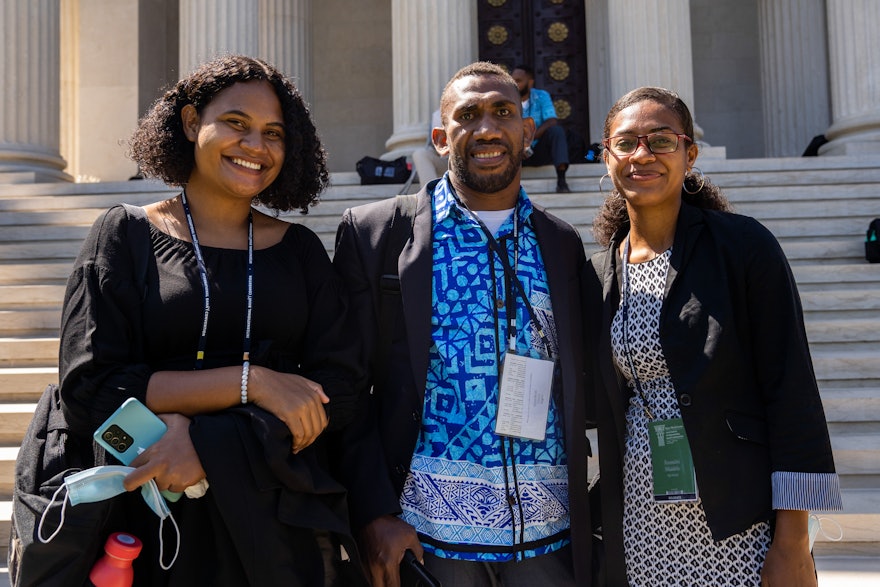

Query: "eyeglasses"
left=603, top=132, right=692, bottom=156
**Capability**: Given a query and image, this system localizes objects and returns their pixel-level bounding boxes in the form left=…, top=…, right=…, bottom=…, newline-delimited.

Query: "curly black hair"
left=128, top=54, right=329, bottom=214
left=592, top=87, right=733, bottom=247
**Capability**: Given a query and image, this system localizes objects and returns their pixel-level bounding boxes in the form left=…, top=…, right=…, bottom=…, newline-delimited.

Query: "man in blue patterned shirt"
left=334, top=62, right=593, bottom=587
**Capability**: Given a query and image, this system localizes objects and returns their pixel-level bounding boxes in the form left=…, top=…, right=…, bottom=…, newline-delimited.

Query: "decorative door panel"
left=478, top=0, right=589, bottom=139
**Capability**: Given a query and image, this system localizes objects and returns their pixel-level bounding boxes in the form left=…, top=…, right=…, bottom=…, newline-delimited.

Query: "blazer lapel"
left=597, top=238, right=630, bottom=453
left=399, top=190, right=434, bottom=400
left=531, top=209, right=577, bottom=435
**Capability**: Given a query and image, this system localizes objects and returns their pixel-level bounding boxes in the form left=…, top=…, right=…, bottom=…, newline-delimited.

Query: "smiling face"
left=182, top=80, right=286, bottom=202
left=603, top=99, right=698, bottom=213
left=433, top=73, right=535, bottom=210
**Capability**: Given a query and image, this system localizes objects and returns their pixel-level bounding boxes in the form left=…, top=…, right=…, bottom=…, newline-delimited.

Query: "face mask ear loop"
left=158, top=512, right=180, bottom=570
left=37, top=484, right=69, bottom=544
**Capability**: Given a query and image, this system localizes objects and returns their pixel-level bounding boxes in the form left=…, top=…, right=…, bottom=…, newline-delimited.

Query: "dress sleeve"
left=740, top=218, right=842, bottom=511
left=288, top=224, right=363, bottom=432
left=58, top=206, right=153, bottom=438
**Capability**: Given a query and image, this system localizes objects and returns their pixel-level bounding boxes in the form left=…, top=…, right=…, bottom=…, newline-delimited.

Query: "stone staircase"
left=0, top=155, right=878, bottom=571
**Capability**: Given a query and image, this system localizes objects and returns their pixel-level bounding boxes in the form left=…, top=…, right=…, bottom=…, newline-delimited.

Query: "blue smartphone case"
left=93, top=397, right=167, bottom=465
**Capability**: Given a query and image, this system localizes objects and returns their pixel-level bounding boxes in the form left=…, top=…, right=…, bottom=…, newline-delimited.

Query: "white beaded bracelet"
left=240, top=361, right=250, bottom=404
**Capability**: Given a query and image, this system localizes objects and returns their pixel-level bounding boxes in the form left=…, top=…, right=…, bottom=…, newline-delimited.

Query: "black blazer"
left=332, top=183, right=593, bottom=584
left=586, top=202, right=837, bottom=586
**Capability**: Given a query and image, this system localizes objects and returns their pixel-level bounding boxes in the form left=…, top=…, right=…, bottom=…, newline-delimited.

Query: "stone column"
left=0, top=0, right=69, bottom=182
left=606, top=0, right=703, bottom=140
left=260, top=0, right=312, bottom=105
left=385, top=0, right=477, bottom=159
left=179, top=0, right=259, bottom=77
left=758, top=0, right=830, bottom=157
left=821, top=0, right=880, bottom=156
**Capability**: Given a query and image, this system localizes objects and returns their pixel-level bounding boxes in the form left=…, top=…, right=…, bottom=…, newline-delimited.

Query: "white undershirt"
left=473, top=208, right=514, bottom=236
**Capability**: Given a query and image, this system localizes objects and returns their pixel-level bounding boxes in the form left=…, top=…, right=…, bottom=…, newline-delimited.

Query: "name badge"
left=648, top=418, right=698, bottom=502
left=494, top=351, right=555, bottom=441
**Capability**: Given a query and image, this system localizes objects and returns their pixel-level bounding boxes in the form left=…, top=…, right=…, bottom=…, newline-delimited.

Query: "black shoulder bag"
left=8, top=204, right=151, bottom=586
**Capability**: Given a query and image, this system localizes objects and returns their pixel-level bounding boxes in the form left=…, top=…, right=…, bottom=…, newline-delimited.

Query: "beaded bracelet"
left=240, top=361, right=250, bottom=404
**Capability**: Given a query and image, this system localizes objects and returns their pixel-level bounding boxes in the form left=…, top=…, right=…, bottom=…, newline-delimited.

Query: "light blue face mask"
left=38, top=465, right=180, bottom=570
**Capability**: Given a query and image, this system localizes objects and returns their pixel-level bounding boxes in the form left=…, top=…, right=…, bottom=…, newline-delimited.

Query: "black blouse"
left=59, top=204, right=359, bottom=440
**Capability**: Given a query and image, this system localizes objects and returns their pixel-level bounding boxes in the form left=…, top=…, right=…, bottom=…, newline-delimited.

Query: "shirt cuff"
left=772, top=471, right=843, bottom=511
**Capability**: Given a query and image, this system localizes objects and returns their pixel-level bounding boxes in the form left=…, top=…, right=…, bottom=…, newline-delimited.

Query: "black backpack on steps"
left=866, top=218, right=880, bottom=263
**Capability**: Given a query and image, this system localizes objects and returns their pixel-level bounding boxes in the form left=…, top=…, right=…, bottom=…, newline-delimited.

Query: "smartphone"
left=94, top=397, right=182, bottom=502
left=399, top=550, right=441, bottom=587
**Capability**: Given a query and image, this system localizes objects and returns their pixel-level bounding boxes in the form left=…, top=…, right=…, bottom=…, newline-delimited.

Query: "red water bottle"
left=90, top=532, right=142, bottom=587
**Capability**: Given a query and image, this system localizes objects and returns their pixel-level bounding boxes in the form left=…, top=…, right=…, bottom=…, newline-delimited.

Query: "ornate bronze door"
left=478, top=0, right=589, bottom=140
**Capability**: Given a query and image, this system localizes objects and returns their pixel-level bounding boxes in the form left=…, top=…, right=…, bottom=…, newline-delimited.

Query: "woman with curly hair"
left=57, top=55, right=363, bottom=585
left=585, top=87, right=841, bottom=586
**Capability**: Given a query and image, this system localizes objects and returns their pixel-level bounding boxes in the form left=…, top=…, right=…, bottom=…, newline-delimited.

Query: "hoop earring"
left=599, top=174, right=612, bottom=194
left=683, top=167, right=705, bottom=195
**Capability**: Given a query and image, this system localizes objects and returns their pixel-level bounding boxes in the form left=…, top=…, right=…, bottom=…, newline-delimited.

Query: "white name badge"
left=494, top=351, right=555, bottom=441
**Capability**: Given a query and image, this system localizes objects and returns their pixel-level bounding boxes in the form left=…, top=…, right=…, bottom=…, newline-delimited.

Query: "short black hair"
left=512, top=64, right=534, bottom=79
left=128, top=54, right=329, bottom=214
left=439, top=61, right=519, bottom=125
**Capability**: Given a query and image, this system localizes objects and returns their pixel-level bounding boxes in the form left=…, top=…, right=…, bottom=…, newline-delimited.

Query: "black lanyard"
left=452, top=192, right=554, bottom=360
left=180, top=191, right=254, bottom=370
left=620, top=236, right=655, bottom=420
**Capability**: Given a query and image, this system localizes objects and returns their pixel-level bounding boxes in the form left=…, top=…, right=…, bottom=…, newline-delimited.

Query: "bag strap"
left=121, top=203, right=152, bottom=301
left=376, top=194, right=418, bottom=375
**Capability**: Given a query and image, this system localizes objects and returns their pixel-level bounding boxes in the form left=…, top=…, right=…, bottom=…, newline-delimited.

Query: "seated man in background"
left=511, top=65, right=570, bottom=193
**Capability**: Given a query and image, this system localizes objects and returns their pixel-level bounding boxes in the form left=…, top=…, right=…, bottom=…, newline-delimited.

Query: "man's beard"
left=450, top=143, right=521, bottom=194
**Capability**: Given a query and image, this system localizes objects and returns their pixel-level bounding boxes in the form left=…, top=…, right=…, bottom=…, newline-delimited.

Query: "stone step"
left=820, top=387, right=880, bottom=438
left=821, top=388, right=880, bottom=424
left=761, top=216, right=878, bottom=240
left=0, top=240, right=85, bottom=262
left=806, top=320, right=880, bottom=344
left=801, top=289, right=880, bottom=313
left=0, top=338, right=58, bottom=366
left=0, top=224, right=91, bottom=242
left=0, top=500, right=9, bottom=549
left=793, top=264, right=880, bottom=290
left=0, top=180, right=175, bottom=208
left=813, top=351, right=880, bottom=384
left=829, top=434, right=880, bottom=477
left=731, top=186, right=880, bottom=215
left=0, top=285, right=66, bottom=307
left=780, top=238, right=869, bottom=264
left=0, top=208, right=109, bottom=227
left=813, top=552, right=880, bottom=584
left=0, top=308, right=60, bottom=335
left=0, top=406, right=33, bottom=446
left=813, top=488, right=880, bottom=546
left=0, top=261, right=72, bottom=286
left=0, top=368, right=56, bottom=402
left=839, top=473, right=880, bottom=491
left=0, top=447, right=19, bottom=498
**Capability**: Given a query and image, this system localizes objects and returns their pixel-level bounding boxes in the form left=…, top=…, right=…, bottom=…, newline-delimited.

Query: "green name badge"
left=648, top=417, right=698, bottom=503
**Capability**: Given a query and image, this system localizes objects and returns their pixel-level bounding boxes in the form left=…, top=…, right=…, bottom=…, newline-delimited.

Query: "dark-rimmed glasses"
left=603, top=132, right=692, bottom=156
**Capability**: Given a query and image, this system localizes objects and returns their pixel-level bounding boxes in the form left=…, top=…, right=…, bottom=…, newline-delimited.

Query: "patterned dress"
left=610, top=249, right=772, bottom=586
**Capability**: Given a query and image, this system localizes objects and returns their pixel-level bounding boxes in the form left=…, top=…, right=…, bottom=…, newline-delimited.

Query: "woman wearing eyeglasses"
left=584, top=87, right=841, bottom=586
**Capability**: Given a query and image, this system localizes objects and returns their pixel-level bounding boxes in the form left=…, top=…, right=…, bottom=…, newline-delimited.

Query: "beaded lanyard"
left=180, top=191, right=254, bottom=403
